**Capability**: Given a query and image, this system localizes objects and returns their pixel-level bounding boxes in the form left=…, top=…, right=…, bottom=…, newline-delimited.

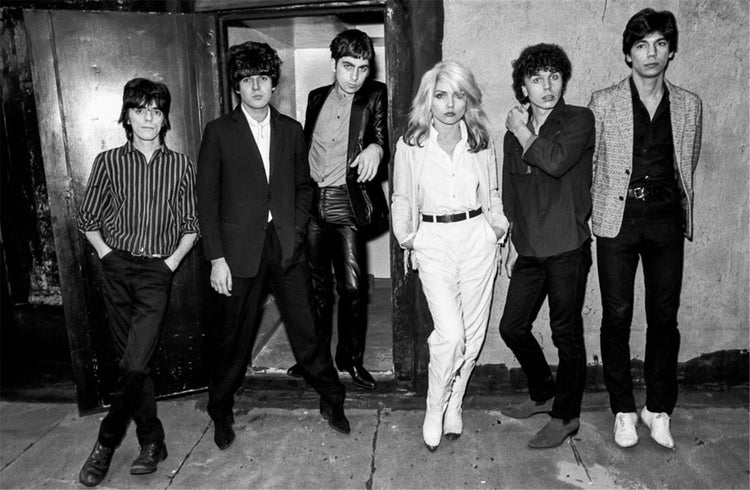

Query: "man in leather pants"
left=287, top=29, right=388, bottom=390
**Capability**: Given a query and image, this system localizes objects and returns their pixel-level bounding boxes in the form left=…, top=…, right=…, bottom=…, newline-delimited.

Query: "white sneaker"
left=613, top=412, right=639, bottom=448
left=641, top=407, right=675, bottom=449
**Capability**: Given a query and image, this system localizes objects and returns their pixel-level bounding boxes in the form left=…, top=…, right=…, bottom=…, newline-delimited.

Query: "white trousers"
left=413, top=215, right=498, bottom=414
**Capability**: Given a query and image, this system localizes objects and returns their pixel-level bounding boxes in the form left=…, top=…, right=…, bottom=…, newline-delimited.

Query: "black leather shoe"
left=213, top=416, right=235, bottom=450
left=287, top=363, right=304, bottom=378
left=319, top=398, right=351, bottom=434
left=342, top=365, right=376, bottom=390
left=130, top=440, right=167, bottom=475
left=79, top=441, right=115, bottom=487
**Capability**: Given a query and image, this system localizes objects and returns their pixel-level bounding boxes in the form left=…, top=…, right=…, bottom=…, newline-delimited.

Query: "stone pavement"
left=1, top=389, right=748, bottom=489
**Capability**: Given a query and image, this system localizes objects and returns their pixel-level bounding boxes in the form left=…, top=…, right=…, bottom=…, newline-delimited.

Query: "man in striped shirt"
left=77, top=78, right=198, bottom=487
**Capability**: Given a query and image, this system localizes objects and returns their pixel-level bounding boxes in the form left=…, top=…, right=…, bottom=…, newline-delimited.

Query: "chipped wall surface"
left=442, top=0, right=749, bottom=367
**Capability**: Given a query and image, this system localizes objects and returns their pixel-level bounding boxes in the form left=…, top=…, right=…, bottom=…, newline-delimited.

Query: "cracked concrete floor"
left=1, top=389, right=748, bottom=489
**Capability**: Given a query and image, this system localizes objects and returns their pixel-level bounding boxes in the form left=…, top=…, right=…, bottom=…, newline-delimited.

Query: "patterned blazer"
left=588, top=77, right=702, bottom=240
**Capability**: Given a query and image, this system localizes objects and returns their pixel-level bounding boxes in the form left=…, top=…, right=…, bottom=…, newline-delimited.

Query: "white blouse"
left=418, top=122, right=482, bottom=216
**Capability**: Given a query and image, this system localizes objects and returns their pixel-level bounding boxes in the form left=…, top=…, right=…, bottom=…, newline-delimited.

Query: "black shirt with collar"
left=629, top=77, right=676, bottom=187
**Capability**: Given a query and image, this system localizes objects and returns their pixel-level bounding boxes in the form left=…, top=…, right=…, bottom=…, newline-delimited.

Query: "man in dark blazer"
left=196, top=41, right=349, bottom=450
left=287, top=29, right=389, bottom=391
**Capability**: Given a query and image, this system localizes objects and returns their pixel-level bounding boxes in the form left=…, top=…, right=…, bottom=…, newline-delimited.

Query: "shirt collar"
left=241, top=105, right=271, bottom=130
left=332, top=82, right=356, bottom=102
left=526, top=97, right=567, bottom=134
left=629, top=76, right=670, bottom=101
left=428, top=119, right=469, bottom=145
left=120, top=141, right=171, bottom=157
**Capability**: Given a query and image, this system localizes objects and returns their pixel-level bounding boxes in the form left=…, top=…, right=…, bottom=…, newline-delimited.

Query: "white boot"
left=423, top=361, right=452, bottom=451
left=444, top=361, right=475, bottom=439
left=422, top=407, right=444, bottom=451
left=443, top=405, right=463, bottom=440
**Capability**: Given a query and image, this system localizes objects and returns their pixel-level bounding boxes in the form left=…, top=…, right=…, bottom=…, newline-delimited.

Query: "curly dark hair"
left=511, top=43, right=572, bottom=104
left=118, top=78, right=171, bottom=143
left=228, top=41, right=282, bottom=91
left=330, top=28, right=374, bottom=63
left=622, top=8, right=678, bottom=67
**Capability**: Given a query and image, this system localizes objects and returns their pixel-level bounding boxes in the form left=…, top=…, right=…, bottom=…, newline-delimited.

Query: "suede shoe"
left=213, top=416, right=235, bottom=450
left=528, top=417, right=579, bottom=448
left=286, top=363, right=304, bottom=378
left=342, top=365, right=377, bottom=390
left=641, top=407, right=675, bottom=449
left=320, top=398, right=351, bottom=434
left=613, top=412, right=639, bottom=448
left=501, top=397, right=554, bottom=419
left=79, top=441, right=115, bottom=487
left=130, top=440, right=167, bottom=475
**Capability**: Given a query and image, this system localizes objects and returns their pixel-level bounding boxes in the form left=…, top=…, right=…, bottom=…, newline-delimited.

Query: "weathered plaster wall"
left=442, top=0, right=749, bottom=368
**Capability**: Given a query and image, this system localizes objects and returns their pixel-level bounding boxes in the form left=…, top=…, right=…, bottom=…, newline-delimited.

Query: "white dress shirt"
left=242, top=105, right=272, bottom=222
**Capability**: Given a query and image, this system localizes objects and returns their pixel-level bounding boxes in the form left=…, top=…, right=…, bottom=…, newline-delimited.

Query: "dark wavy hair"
left=622, top=8, right=678, bottom=66
left=511, top=43, right=572, bottom=104
left=330, top=28, right=374, bottom=64
left=228, top=41, right=282, bottom=91
left=118, top=78, right=171, bottom=143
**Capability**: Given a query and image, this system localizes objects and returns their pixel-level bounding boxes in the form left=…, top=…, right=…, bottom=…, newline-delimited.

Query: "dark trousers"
left=97, top=251, right=173, bottom=448
left=499, top=241, right=591, bottom=420
left=597, top=199, right=684, bottom=415
left=306, top=186, right=368, bottom=369
left=207, top=223, right=345, bottom=422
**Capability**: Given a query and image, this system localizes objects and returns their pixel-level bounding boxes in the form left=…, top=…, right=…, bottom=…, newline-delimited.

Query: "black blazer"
left=303, top=79, right=389, bottom=225
left=197, top=105, right=311, bottom=277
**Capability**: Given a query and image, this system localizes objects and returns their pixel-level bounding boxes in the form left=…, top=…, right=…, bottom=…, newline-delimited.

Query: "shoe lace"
left=654, top=413, right=671, bottom=428
left=615, top=413, right=635, bottom=431
left=90, top=444, right=112, bottom=465
left=139, top=442, right=160, bottom=458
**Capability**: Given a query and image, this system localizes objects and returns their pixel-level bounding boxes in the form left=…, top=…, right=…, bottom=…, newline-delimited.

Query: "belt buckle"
left=131, top=250, right=149, bottom=258
left=632, top=187, right=647, bottom=200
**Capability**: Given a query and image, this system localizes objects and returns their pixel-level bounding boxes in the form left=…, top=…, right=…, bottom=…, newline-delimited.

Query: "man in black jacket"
left=498, top=44, right=594, bottom=449
left=287, top=29, right=388, bottom=390
left=197, top=42, right=349, bottom=450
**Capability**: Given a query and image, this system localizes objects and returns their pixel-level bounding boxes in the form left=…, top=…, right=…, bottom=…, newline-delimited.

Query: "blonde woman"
left=392, top=61, right=508, bottom=451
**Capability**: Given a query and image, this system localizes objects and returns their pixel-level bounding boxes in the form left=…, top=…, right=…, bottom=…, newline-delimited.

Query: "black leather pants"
left=306, top=185, right=369, bottom=369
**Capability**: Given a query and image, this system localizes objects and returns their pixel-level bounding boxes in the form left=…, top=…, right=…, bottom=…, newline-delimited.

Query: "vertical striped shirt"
left=77, top=142, right=199, bottom=256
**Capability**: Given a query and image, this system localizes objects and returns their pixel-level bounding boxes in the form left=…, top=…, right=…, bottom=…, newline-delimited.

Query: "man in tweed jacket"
left=589, top=8, right=702, bottom=450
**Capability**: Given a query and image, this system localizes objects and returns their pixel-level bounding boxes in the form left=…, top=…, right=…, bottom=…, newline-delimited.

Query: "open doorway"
left=220, top=11, right=394, bottom=385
